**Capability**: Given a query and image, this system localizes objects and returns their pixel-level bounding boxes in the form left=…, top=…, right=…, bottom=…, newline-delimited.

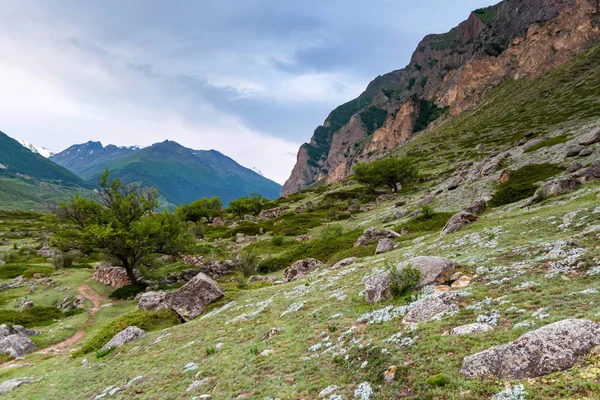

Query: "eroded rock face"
left=100, top=326, right=146, bottom=352
left=445, top=323, right=494, bottom=336
left=441, top=212, right=478, bottom=236
left=0, top=334, right=37, bottom=358
left=283, top=258, right=323, bottom=282
left=354, top=228, right=401, bottom=247
left=164, top=273, right=225, bottom=321
left=94, top=265, right=142, bottom=288
left=398, top=256, right=456, bottom=288
left=364, top=273, right=392, bottom=305
left=138, top=291, right=168, bottom=311
left=375, top=238, right=396, bottom=255
left=403, top=292, right=459, bottom=323
left=460, top=319, right=600, bottom=379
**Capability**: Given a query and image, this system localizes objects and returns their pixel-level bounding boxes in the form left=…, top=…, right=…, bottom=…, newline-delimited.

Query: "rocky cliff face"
left=281, top=0, right=599, bottom=196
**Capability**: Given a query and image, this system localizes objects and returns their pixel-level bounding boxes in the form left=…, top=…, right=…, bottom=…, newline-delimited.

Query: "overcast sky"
left=0, top=0, right=493, bottom=184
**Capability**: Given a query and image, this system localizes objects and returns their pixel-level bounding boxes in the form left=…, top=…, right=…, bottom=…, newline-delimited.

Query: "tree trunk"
left=122, top=260, right=140, bottom=287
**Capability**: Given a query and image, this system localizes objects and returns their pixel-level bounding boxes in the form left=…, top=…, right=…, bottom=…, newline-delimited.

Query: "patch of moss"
left=523, top=134, right=571, bottom=153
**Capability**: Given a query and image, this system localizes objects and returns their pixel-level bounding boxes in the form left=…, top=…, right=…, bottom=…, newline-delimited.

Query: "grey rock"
left=0, top=334, right=37, bottom=358
left=0, top=325, right=38, bottom=340
left=100, top=326, right=146, bottom=352
left=394, top=210, right=406, bottom=219
left=283, top=258, right=322, bottom=282
left=364, top=273, right=392, bottom=305
left=418, top=195, right=435, bottom=206
left=445, top=323, right=494, bottom=336
left=578, top=127, right=600, bottom=146
left=395, top=200, right=406, bottom=207
left=574, top=160, right=600, bottom=181
left=248, top=275, right=277, bottom=283
left=522, top=137, right=544, bottom=150
left=403, top=292, right=459, bottom=323
left=58, top=295, right=85, bottom=311
left=463, top=199, right=487, bottom=215
left=0, top=377, right=34, bottom=395
left=460, top=319, right=600, bottom=379
left=138, top=291, right=168, bottom=311
left=440, top=212, right=478, bottom=236
left=566, top=145, right=584, bottom=157
left=566, top=161, right=583, bottom=174
left=354, top=227, right=401, bottom=247
left=375, top=239, right=395, bottom=255
left=331, top=257, right=357, bottom=270
left=578, top=148, right=593, bottom=157
left=398, top=256, right=457, bottom=288
left=480, top=160, right=500, bottom=176
left=0, top=260, right=4, bottom=266
left=524, top=178, right=582, bottom=207
left=165, top=273, right=225, bottom=321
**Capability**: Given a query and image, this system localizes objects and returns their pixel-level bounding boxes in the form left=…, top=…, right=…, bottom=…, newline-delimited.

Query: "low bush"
left=387, top=263, right=420, bottom=298
left=237, top=250, right=259, bottom=277
left=489, top=163, right=562, bottom=207
left=426, top=373, right=450, bottom=387
left=51, top=251, right=77, bottom=269
left=270, top=235, right=284, bottom=246
left=72, top=309, right=179, bottom=357
left=109, top=284, right=147, bottom=300
left=22, top=267, right=54, bottom=279
left=0, top=306, right=82, bottom=328
left=269, top=212, right=325, bottom=236
left=0, top=264, right=29, bottom=279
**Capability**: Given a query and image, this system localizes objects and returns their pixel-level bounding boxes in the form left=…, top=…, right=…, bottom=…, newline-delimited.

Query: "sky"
left=0, top=0, right=494, bottom=184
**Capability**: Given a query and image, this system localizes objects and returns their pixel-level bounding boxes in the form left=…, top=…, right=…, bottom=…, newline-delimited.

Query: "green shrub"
left=420, top=205, right=435, bottom=219
left=109, top=284, right=147, bottom=300
left=205, top=346, right=216, bottom=356
left=0, top=264, right=29, bottom=279
left=72, top=309, right=179, bottom=357
left=320, top=224, right=344, bottom=240
left=51, top=251, right=77, bottom=269
left=271, top=235, right=284, bottom=247
left=426, top=373, right=450, bottom=387
left=0, top=306, right=82, bottom=328
left=359, top=106, right=388, bottom=134
left=523, top=134, right=571, bottom=153
left=95, top=347, right=115, bottom=360
left=489, top=163, right=562, bottom=207
left=234, top=271, right=248, bottom=289
left=22, top=267, right=54, bottom=279
left=237, top=250, right=259, bottom=277
left=269, top=212, right=325, bottom=236
left=387, top=263, right=420, bottom=298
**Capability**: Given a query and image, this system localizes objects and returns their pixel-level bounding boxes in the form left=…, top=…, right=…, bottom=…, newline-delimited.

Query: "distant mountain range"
left=51, top=140, right=281, bottom=205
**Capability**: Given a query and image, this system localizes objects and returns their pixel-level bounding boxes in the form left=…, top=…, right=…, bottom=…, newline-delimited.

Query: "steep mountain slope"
left=52, top=141, right=282, bottom=205
left=17, top=139, right=54, bottom=158
left=0, top=132, right=86, bottom=187
left=282, top=0, right=600, bottom=195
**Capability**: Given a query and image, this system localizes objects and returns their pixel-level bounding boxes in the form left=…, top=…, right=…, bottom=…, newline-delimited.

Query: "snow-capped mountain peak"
left=18, top=139, right=54, bottom=158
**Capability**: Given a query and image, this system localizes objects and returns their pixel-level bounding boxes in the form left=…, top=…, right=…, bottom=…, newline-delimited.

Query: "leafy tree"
left=228, top=198, right=250, bottom=220
left=48, top=171, right=192, bottom=286
left=177, top=197, right=223, bottom=223
left=353, top=157, right=418, bottom=193
left=227, top=193, right=268, bottom=219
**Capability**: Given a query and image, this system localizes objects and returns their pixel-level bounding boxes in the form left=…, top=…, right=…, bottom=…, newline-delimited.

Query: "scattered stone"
left=383, top=366, right=397, bottom=383
left=354, top=382, right=373, bottom=400
left=394, top=209, right=406, bottom=219
left=331, top=257, right=356, bottom=270
left=319, top=385, right=338, bottom=397
left=566, top=161, right=583, bottom=173
left=100, top=326, right=146, bottom=352
left=248, top=275, right=277, bottom=283
left=398, top=256, right=456, bottom=289
left=186, top=377, right=210, bottom=392
left=403, top=292, right=459, bottom=323
left=354, top=227, right=401, bottom=247
left=283, top=258, right=322, bottom=282
left=0, top=377, right=34, bottom=395
left=566, top=145, right=584, bottom=157
left=574, top=160, right=600, bottom=181
left=0, top=324, right=39, bottom=339
left=441, top=212, right=478, bottom=236
left=578, top=127, right=600, bottom=146
left=460, top=319, right=600, bottom=379
left=259, top=349, right=274, bottom=356
left=164, top=273, right=225, bottom=321
left=261, top=328, right=281, bottom=341
left=444, top=323, right=494, bottom=336
left=58, top=295, right=85, bottom=311
left=375, top=238, right=395, bottom=255
left=138, top=291, right=168, bottom=311
left=523, top=178, right=582, bottom=206
left=579, top=148, right=593, bottom=157
left=418, top=194, right=435, bottom=206
left=480, top=160, right=500, bottom=176
left=0, top=334, right=37, bottom=358
left=451, top=276, right=471, bottom=288
left=36, top=243, right=58, bottom=258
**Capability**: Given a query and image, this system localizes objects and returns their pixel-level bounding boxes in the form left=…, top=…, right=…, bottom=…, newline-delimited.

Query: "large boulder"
left=354, top=228, right=401, bottom=247
left=403, top=292, right=459, bottom=323
left=578, top=127, right=600, bottom=146
left=375, top=239, right=396, bottom=255
left=444, top=323, right=494, bottom=336
left=539, top=178, right=581, bottom=197
left=364, top=273, right=392, bottom=305
left=574, top=160, right=600, bottom=181
left=331, top=257, right=356, bottom=270
left=566, top=145, right=585, bottom=157
left=463, top=199, right=487, bottom=215
left=440, top=212, right=478, bottom=236
left=0, top=334, right=37, bottom=358
left=0, top=324, right=38, bottom=339
left=138, top=291, right=168, bottom=311
left=460, top=319, right=600, bottom=379
left=283, top=258, right=322, bottom=282
left=398, top=256, right=456, bottom=288
left=100, top=326, right=146, bottom=352
left=164, top=273, right=224, bottom=321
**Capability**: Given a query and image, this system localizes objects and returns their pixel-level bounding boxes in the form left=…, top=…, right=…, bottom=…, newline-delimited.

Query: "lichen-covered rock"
left=444, top=323, right=494, bottom=336
left=450, top=275, right=471, bottom=288
left=574, top=160, right=600, bottom=181
left=441, top=212, right=478, bottom=236
left=164, top=273, right=225, bottom=321
left=100, top=326, right=146, bottom=352
left=354, top=227, right=401, bottom=247
left=463, top=199, right=487, bottom=215
left=331, top=257, right=357, bottom=270
left=57, top=295, right=85, bottom=311
left=578, top=127, right=600, bottom=146
left=566, top=161, right=583, bottom=173
left=0, top=334, right=37, bottom=358
left=283, top=258, right=322, bottom=282
left=566, top=145, right=585, bottom=157
left=398, top=256, right=456, bottom=288
left=375, top=238, right=395, bottom=255
left=364, top=273, right=392, bottom=305
left=138, top=291, right=168, bottom=311
left=460, top=319, right=600, bottom=379
left=403, top=292, right=459, bottom=323
left=539, top=178, right=581, bottom=197
left=0, top=378, right=34, bottom=395
left=0, top=324, right=38, bottom=339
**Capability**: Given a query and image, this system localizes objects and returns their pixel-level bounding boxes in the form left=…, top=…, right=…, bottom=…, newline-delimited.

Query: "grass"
left=523, top=134, right=571, bottom=153
left=489, top=163, right=562, bottom=207
left=395, top=211, right=454, bottom=240
left=0, top=306, right=83, bottom=328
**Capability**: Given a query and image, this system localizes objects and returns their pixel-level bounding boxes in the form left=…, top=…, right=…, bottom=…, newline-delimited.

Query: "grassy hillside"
left=0, top=178, right=90, bottom=211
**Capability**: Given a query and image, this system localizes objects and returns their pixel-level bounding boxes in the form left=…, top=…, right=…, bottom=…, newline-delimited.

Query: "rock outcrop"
left=164, top=273, right=225, bottom=321
left=281, top=0, right=599, bottom=195
left=460, top=319, right=600, bottom=379
left=375, top=238, right=396, bottom=255
left=441, top=212, right=478, bottom=236
left=403, top=292, right=459, bottom=323
left=100, top=326, right=146, bottom=352
left=354, top=227, right=401, bottom=247
left=94, top=265, right=142, bottom=288
left=57, top=295, right=85, bottom=311
left=0, top=334, right=37, bottom=358
left=138, top=291, right=168, bottom=311
left=283, top=258, right=322, bottom=282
